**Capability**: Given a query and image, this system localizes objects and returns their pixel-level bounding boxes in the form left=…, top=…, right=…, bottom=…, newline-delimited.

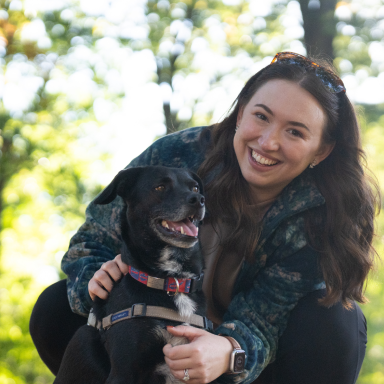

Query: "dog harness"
left=87, top=304, right=213, bottom=332
left=127, top=266, right=204, bottom=295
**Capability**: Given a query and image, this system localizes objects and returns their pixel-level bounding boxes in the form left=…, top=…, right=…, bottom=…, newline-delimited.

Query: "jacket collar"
left=258, top=172, right=324, bottom=246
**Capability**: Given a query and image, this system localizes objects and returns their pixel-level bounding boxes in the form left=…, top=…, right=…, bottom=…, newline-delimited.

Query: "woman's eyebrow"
left=254, top=103, right=274, bottom=115
left=254, top=103, right=310, bottom=132
left=287, top=121, right=310, bottom=131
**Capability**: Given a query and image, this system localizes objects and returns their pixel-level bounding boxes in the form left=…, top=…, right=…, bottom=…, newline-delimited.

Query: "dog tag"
left=147, top=276, right=165, bottom=290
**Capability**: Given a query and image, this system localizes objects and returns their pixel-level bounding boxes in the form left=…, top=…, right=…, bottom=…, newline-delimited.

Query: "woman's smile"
left=249, top=148, right=280, bottom=167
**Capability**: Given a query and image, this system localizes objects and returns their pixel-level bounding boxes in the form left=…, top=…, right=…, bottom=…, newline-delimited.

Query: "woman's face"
left=234, top=79, right=333, bottom=202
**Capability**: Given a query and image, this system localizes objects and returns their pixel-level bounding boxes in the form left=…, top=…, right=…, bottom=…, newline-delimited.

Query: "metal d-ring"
left=167, top=277, right=179, bottom=296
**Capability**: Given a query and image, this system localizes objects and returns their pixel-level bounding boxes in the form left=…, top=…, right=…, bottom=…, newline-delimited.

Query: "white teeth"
left=162, top=220, right=169, bottom=229
left=180, top=227, right=185, bottom=235
left=252, top=150, right=277, bottom=166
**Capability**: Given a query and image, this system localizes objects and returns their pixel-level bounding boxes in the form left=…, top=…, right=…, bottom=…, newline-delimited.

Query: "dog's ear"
left=190, top=171, right=204, bottom=196
left=94, top=167, right=144, bottom=205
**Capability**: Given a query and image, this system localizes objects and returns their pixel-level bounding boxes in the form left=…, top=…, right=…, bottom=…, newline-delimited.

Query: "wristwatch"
left=221, top=336, right=246, bottom=374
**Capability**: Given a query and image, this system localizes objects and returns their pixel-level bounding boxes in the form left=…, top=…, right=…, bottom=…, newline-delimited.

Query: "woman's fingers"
left=166, top=325, right=207, bottom=342
left=164, top=355, right=194, bottom=370
left=163, top=341, right=194, bottom=361
left=88, top=256, right=124, bottom=300
left=88, top=255, right=129, bottom=301
left=114, top=254, right=130, bottom=275
left=88, top=277, right=109, bottom=301
left=101, top=259, right=124, bottom=281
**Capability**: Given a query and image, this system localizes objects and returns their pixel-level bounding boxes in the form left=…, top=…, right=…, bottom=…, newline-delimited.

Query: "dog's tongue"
left=166, top=219, right=198, bottom=237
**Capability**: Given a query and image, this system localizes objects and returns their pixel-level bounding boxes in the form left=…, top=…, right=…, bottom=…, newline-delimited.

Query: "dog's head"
left=94, top=166, right=205, bottom=249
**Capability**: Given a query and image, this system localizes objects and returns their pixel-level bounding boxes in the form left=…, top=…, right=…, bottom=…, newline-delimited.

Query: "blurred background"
left=0, top=0, right=383, bottom=382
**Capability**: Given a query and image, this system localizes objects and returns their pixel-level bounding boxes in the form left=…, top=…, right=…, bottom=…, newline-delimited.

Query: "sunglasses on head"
left=271, top=51, right=346, bottom=94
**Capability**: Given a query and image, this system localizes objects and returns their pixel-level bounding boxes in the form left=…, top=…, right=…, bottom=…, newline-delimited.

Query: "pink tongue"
left=166, top=219, right=198, bottom=237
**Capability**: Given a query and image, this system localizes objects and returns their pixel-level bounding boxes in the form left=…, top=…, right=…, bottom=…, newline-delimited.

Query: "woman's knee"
left=30, top=279, right=87, bottom=374
left=273, top=290, right=367, bottom=384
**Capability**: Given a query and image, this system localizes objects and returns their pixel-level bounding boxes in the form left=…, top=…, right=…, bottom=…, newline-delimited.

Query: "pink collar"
left=128, top=266, right=203, bottom=295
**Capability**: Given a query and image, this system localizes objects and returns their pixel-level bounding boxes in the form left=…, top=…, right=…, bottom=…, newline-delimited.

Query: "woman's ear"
left=315, top=141, right=335, bottom=164
left=236, top=105, right=245, bottom=127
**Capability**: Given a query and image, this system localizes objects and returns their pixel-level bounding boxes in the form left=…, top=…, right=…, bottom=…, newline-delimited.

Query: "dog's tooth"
left=161, top=220, right=169, bottom=229
left=180, top=227, right=185, bottom=235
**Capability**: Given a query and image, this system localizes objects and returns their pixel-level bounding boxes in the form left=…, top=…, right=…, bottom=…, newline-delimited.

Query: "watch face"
left=233, top=351, right=246, bottom=373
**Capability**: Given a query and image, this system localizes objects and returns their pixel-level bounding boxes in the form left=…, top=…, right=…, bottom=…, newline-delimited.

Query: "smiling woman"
left=30, top=53, right=380, bottom=384
left=233, top=79, right=332, bottom=202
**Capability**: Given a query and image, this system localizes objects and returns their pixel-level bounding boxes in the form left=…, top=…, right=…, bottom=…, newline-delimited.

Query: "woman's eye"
left=288, top=129, right=303, bottom=138
left=255, top=112, right=268, bottom=121
left=192, top=186, right=199, bottom=193
left=155, top=185, right=165, bottom=192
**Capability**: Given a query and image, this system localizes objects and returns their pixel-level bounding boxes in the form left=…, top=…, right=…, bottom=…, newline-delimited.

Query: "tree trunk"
left=299, top=0, right=338, bottom=59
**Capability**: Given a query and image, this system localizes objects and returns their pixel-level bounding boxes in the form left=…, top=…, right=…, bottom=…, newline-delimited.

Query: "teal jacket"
left=61, top=126, right=325, bottom=383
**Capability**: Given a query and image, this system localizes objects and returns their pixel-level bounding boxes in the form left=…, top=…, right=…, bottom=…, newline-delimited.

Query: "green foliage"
left=357, top=119, right=384, bottom=383
left=0, top=275, right=54, bottom=384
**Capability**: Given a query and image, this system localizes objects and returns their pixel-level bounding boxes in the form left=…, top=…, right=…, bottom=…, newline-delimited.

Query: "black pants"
left=29, top=280, right=367, bottom=384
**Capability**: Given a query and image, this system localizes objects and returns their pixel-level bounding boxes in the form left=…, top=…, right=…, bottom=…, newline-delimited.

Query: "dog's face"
left=94, top=166, right=205, bottom=249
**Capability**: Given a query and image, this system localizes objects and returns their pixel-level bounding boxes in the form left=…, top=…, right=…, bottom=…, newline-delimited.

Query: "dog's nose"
left=188, top=195, right=205, bottom=207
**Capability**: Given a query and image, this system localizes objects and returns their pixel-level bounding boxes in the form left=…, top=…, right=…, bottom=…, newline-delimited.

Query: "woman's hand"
left=163, top=325, right=233, bottom=383
left=88, top=254, right=130, bottom=300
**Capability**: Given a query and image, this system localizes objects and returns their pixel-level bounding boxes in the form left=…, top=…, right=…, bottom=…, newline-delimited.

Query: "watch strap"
left=221, top=335, right=242, bottom=350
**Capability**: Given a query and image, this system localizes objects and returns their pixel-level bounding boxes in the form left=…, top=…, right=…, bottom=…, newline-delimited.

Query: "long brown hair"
left=198, top=60, right=381, bottom=308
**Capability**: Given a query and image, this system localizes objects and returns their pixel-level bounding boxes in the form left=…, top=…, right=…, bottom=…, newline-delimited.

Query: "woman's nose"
left=258, top=127, right=280, bottom=151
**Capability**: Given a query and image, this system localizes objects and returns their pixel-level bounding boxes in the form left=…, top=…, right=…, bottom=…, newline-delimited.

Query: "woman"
left=30, top=52, right=380, bottom=384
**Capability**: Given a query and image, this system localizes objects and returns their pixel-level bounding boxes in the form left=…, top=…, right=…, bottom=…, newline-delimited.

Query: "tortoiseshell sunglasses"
left=271, top=51, right=346, bottom=94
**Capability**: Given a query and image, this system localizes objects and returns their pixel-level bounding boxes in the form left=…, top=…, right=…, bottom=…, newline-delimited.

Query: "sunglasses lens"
left=271, top=52, right=346, bottom=94
left=315, top=67, right=345, bottom=93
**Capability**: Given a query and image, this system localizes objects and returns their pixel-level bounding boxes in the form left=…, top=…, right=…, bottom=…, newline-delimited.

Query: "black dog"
left=54, top=166, right=211, bottom=384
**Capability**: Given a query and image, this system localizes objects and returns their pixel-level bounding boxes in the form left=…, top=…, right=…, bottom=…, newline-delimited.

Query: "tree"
left=299, top=0, right=337, bottom=59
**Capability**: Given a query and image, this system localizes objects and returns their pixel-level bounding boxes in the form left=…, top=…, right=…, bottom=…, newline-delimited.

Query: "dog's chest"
left=174, top=294, right=196, bottom=318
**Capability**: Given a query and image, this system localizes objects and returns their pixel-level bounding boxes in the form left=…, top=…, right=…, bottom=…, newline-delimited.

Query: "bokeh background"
left=0, top=0, right=383, bottom=382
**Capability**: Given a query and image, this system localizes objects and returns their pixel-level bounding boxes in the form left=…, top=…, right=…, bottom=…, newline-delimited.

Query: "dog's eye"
left=192, top=186, right=199, bottom=193
left=155, top=185, right=165, bottom=192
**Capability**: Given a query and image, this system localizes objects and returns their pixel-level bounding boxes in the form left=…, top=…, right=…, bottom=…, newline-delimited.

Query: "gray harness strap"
left=87, top=303, right=213, bottom=332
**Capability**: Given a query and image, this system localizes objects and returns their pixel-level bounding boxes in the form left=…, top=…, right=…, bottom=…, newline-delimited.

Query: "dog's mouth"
left=157, top=215, right=199, bottom=238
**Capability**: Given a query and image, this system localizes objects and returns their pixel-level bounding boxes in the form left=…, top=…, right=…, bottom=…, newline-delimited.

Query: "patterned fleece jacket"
left=61, top=126, right=325, bottom=383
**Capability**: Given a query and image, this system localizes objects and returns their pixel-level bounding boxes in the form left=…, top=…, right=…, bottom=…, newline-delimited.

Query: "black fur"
left=54, top=166, right=208, bottom=384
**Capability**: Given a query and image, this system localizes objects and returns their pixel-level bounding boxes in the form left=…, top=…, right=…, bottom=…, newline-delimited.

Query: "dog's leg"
left=54, top=325, right=110, bottom=384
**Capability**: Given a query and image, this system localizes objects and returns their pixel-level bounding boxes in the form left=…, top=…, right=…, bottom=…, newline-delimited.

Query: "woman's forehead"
left=246, top=79, right=326, bottom=126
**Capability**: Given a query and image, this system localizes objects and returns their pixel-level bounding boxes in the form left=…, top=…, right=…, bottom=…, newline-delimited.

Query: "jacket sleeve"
left=214, top=217, right=324, bottom=384
left=61, top=146, right=154, bottom=316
